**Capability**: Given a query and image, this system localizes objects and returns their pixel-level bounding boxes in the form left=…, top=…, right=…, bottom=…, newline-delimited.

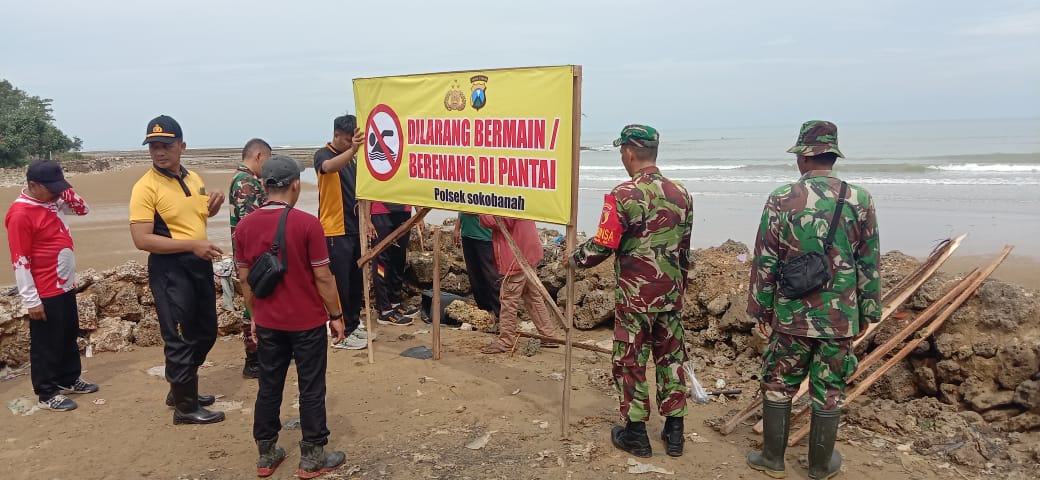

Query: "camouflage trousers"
left=612, top=310, right=688, bottom=423
left=242, top=308, right=257, bottom=354
left=761, top=332, right=857, bottom=411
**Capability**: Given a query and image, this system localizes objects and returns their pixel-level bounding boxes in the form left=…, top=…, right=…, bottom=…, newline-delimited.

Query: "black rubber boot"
left=611, top=420, right=652, bottom=458
left=172, top=379, right=225, bottom=425
left=807, top=408, right=842, bottom=480
left=660, top=416, right=685, bottom=457
left=165, top=390, right=216, bottom=407
left=256, top=437, right=286, bottom=478
left=297, top=441, right=345, bottom=479
left=243, top=351, right=261, bottom=379
left=747, top=398, right=792, bottom=478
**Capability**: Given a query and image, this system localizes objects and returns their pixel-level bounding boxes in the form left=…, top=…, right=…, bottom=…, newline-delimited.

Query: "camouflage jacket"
left=228, top=163, right=267, bottom=237
left=571, top=166, right=693, bottom=312
left=747, top=170, right=881, bottom=339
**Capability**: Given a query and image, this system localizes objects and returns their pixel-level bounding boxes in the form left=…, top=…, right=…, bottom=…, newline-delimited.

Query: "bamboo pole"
left=432, top=228, right=442, bottom=360
left=517, top=332, right=610, bottom=354
left=720, top=234, right=965, bottom=435
left=785, top=245, right=1012, bottom=446
left=357, top=207, right=431, bottom=267
left=561, top=65, right=582, bottom=440
left=359, top=200, right=375, bottom=364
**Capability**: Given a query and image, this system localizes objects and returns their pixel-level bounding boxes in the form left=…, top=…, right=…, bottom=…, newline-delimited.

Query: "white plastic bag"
left=683, top=361, right=710, bottom=404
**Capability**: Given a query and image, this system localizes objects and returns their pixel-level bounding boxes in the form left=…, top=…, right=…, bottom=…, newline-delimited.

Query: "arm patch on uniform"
left=593, top=194, right=622, bottom=249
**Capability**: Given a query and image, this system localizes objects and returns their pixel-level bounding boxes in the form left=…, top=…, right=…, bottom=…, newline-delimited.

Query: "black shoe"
left=243, top=351, right=260, bottom=379
left=807, top=409, right=842, bottom=480
left=165, top=391, right=216, bottom=407
left=394, top=303, right=419, bottom=317
left=661, top=416, right=685, bottom=457
left=611, top=421, right=652, bottom=458
left=747, top=398, right=792, bottom=478
left=171, top=380, right=224, bottom=425
left=297, top=441, right=346, bottom=479
left=377, top=310, right=414, bottom=326
left=256, top=437, right=286, bottom=478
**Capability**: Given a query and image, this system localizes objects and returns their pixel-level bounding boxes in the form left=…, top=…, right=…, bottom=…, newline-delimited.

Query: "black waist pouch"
left=777, top=182, right=847, bottom=299
left=246, top=206, right=290, bottom=298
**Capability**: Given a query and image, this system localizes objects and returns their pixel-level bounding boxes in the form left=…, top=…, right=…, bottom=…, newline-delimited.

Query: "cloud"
left=960, top=11, right=1040, bottom=36
left=763, top=34, right=796, bottom=47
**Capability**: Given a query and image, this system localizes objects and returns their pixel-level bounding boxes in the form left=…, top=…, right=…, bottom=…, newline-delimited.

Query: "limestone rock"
left=1006, top=412, right=1040, bottom=432
left=133, top=314, right=163, bottom=347
left=939, top=383, right=962, bottom=405
left=407, top=252, right=435, bottom=284
left=445, top=301, right=495, bottom=332
left=871, top=360, right=919, bottom=402
left=934, top=333, right=971, bottom=360
left=90, top=317, right=135, bottom=353
left=995, top=342, right=1040, bottom=390
left=574, top=290, right=613, bottom=330
left=441, top=272, right=470, bottom=296
left=960, top=377, right=1015, bottom=412
left=538, top=261, right=568, bottom=297
left=680, top=296, right=708, bottom=331
left=936, top=359, right=965, bottom=384
left=217, top=310, right=242, bottom=337
left=912, top=360, right=939, bottom=396
left=975, top=280, right=1040, bottom=331
left=77, top=294, right=99, bottom=330
left=719, top=295, right=755, bottom=333
left=705, top=295, right=731, bottom=316
left=973, top=340, right=998, bottom=359
left=1014, top=379, right=1040, bottom=412
left=556, top=279, right=590, bottom=307
left=101, top=283, right=144, bottom=322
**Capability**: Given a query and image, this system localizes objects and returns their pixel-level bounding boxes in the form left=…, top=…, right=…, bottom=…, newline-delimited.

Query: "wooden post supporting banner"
left=357, top=207, right=431, bottom=268
left=561, top=65, right=582, bottom=440
left=432, top=228, right=442, bottom=360
left=359, top=200, right=375, bottom=364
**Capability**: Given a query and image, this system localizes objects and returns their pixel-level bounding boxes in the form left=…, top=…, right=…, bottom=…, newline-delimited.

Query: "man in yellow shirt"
left=129, top=115, right=226, bottom=425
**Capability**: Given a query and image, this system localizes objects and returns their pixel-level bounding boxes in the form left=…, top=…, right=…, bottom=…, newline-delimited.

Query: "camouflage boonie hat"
left=787, top=120, right=844, bottom=158
left=613, top=124, right=660, bottom=148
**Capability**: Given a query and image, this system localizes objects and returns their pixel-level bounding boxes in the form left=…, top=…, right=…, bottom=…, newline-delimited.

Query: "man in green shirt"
left=453, top=212, right=500, bottom=318
left=229, top=138, right=271, bottom=378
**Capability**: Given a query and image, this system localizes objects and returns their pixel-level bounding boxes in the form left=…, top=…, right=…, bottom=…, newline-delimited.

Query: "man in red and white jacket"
left=5, top=160, right=98, bottom=412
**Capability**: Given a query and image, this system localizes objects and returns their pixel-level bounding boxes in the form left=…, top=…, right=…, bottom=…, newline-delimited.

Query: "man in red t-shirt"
left=234, top=155, right=347, bottom=478
left=5, top=160, right=98, bottom=412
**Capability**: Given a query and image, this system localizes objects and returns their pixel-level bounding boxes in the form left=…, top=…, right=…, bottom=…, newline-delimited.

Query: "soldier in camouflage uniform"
left=746, top=120, right=880, bottom=480
left=229, top=138, right=272, bottom=379
left=568, top=125, right=693, bottom=458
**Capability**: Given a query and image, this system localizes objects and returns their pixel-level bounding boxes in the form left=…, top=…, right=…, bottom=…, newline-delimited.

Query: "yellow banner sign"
left=354, top=65, right=576, bottom=225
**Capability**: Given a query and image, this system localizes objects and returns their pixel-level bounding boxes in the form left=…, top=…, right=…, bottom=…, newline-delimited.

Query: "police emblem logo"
left=152, top=124, right=163, bottom=133
left=444, top=80, right=467, bottom=111
left=470, top=75, right=488, bottom=110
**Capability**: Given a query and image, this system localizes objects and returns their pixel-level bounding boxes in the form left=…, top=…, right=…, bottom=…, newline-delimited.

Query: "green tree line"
left=0, top=79, right=82, bottom=168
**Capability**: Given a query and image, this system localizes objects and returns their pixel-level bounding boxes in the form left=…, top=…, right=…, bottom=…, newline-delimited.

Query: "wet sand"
left=1, top=159, right=1037, bottom=290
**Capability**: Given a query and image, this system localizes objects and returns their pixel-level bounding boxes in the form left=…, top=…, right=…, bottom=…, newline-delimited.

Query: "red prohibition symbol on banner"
left=364, top=104, right=404, bottom=181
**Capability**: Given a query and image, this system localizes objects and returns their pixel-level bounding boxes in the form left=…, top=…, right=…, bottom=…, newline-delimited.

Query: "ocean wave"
left=928, top=163, right=1040, bottom=172
left=582, top=164, right=745, bottom=171
left=578, top=175, right=1040, bottom=186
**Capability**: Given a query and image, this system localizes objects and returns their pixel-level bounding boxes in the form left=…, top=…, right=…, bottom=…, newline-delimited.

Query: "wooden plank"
left=357, top=207, right=431, bottom=267
left=432, top=228, right=442, bottom=360
left=721, top=235, right=965, bottom=435
left=786, top=245, right=1012, bottom=446
left=517, top=332, right=610, bottom=354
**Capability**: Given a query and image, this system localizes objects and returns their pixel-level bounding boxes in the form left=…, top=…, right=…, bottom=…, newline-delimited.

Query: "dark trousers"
left=29, top=290, right=81, bottom=400
left=326, top=234, right=363, bottom=333
left=372, top=212, right=410, bottom=313
left=149, top=253, right=218, bottom=385
left=461, top=236, right=501, bottom=316
left=253, top=324, right=330, bottom=445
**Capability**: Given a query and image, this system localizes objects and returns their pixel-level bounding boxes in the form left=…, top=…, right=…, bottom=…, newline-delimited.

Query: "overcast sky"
left=2, top=0, right=1038, bottom=150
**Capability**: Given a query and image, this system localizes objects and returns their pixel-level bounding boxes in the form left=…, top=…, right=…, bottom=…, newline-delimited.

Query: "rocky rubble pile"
left=0, top=261, right=242, bottom=367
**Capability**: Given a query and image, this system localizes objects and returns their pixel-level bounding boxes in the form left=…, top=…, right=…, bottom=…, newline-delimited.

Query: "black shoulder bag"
left=246, top=206, right=290, bottom=298
left=777, top=182, right=848, bottom=299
